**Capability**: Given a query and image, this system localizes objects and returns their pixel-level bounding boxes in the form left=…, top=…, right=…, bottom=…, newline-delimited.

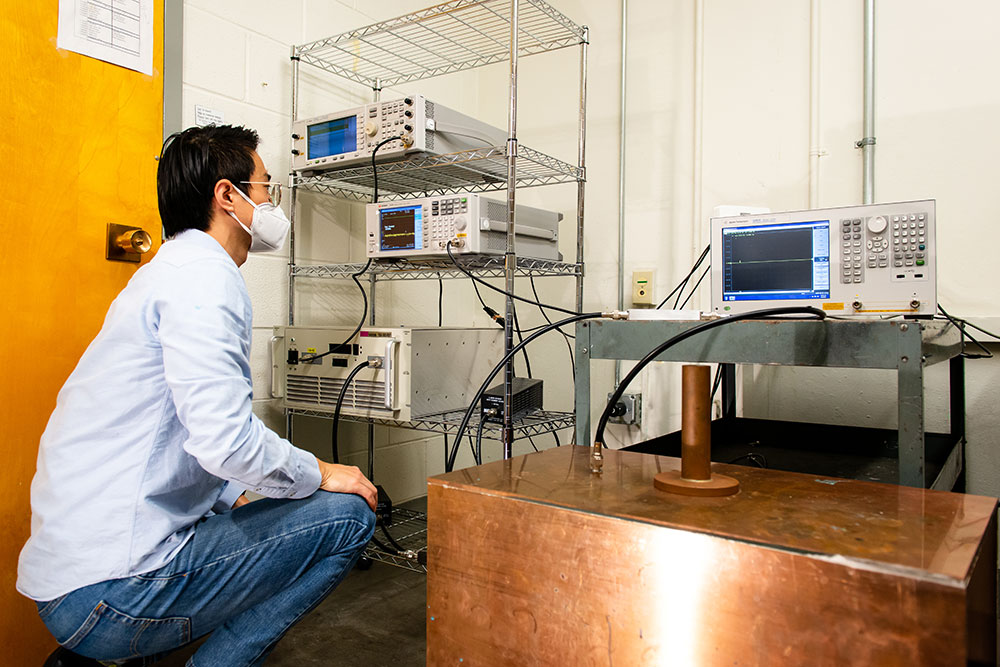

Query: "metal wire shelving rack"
left=284, top=0, right=588, bottom=569
left=291, top=255, right=581, bottom=281
left=288, top=407, right=576, bottom=439
left=366, top=507, right=427, bottom=573
left=294, top=145, right=581, bottom=203
left=293, top=0, right=585, bottom=88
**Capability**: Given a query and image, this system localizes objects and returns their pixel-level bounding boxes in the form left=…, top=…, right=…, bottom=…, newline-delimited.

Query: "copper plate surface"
left=427, top=446, right=997, bottom=666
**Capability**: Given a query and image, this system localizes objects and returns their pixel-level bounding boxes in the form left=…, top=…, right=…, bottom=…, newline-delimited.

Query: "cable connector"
left=601, top=310, right=630, bottom=320
left=483, top=305, right=505, bottom=328
left=590, top=441, right=604, bottom=474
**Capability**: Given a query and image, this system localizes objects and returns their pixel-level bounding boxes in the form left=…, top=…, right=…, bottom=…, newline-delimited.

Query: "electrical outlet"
left=607, top=392, right=641, bottom=426
left=632, top=270, right=654, bottom=306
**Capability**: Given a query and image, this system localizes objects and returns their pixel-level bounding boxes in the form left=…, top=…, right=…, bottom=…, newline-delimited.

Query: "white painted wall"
left=183, top=0, right=1000, bottom=500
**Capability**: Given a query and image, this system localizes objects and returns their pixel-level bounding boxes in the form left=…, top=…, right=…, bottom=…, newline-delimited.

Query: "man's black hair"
left=157, top=124, right=260, bottom=238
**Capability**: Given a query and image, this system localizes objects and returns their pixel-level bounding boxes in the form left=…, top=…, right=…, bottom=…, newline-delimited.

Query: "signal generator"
left=291, top=95, right=508, bottom=172
left=710, top=199, right=936, bottom=317
left=366, top=193, right=562, bottom=261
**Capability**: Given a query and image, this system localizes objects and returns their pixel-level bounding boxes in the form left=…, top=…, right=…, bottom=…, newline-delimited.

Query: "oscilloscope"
left=710, top=200, right=936, bottom=317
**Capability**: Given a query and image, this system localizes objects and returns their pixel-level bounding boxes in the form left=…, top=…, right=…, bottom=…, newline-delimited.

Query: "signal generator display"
left=366, top=194, right=562, bottom=261
left=291, top=94, right=509, bottom=172
left=307, top=116, right=358, bottom=160
left=710, top=199, right=936, bottom=316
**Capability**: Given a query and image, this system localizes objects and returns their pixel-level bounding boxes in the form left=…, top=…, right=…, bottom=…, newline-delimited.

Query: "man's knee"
left=311, top=492, right=375, bottom=552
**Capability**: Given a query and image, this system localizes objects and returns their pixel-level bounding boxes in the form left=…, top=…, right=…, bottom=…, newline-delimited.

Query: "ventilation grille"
left=485, top=199, right=507, bottom=223
left=286, top=374, right=386, bottom=411
left=483, top=199, right=508, bottom=252
left=425, top=100, right=435, bottom=150
left=483, top=231, right=507, bottom=252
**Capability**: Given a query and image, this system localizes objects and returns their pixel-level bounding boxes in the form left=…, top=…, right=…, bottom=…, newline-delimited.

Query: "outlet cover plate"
left=608, top=392, right=641, bottom=426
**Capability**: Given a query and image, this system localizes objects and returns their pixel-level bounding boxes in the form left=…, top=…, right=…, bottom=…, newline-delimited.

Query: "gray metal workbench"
left=574, top=318, right=964, bottom=489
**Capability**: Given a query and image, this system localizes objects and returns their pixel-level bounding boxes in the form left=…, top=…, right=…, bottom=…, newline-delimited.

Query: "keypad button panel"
left=842, top=211, right=931, bottom=284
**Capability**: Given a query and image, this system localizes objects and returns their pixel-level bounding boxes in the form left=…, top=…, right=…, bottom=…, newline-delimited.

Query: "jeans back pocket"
left=62, top=600, right=191, bottom=660
left=36, top=594, right=68, bottom=622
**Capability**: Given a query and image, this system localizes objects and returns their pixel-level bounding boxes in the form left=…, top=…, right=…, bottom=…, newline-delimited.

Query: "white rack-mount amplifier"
left=272, top=326, right=504, bottom=422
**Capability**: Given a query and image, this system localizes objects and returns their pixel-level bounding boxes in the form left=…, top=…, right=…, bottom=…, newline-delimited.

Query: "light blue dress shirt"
left=18, top=230, right=321, bottom=601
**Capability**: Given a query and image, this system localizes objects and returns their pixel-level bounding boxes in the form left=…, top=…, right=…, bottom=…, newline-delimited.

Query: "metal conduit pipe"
left=692, top=0, right=705, bottom=277
left=615, top=0, right=628, bottom=387
left=808, top=0, right=822, bottom=208
left=575, top=29, right=588, bottom=314
left=861, top=0, right=876, bottom=204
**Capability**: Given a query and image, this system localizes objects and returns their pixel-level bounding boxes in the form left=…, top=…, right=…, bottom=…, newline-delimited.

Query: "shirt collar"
left=170, top=228, right=234, bottom=261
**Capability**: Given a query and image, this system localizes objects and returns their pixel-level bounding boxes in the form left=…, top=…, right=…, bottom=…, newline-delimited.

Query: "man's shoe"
left=43, top=647, right=101, bottom=667
left=43, top=647, right=143, bottom=667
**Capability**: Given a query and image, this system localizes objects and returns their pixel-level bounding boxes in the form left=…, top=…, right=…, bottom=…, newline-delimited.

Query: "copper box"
left=427, top=446, right=997, bottom=666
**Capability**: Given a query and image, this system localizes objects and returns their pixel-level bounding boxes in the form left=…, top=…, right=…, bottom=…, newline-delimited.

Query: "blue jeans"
left=35, top=491, right=375, bottom=666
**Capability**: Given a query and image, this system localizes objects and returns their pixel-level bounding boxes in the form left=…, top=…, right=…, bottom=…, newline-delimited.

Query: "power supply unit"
left=479, top=377, right=543, bottom=424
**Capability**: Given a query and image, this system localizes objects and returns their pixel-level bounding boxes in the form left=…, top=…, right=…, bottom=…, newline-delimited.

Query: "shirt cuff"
left=287, top=448, right=322, bottom=498
left=212, top=481, right=247, bottom=514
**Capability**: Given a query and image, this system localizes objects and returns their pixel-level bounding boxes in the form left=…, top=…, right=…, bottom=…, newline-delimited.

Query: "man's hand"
left=231, top=493, right=250, bottom=509
left=316, top=458, right=377, bottom=511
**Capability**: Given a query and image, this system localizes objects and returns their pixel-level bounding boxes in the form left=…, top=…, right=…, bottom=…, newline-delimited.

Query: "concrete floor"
left=156, top=501, right=428, bottom=666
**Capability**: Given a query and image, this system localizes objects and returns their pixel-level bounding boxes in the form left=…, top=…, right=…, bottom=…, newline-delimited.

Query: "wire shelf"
left=293, top=0, right=586, bottom=88
left=366, top=507, right=427, bottom=574
left=288, top=407, right=574, bottom=438
left=291, top=256, right=582, bottom=281
left=293, top=145, right=582, bottom=203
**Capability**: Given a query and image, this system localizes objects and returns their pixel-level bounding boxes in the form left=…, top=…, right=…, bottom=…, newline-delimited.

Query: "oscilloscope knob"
left=867, top=215, right=887, bottom=234
left=365, top=121, right=379, bottom=137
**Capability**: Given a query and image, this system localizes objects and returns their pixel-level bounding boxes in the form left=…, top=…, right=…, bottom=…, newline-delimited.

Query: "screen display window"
left=379, top=205, right=423, bottom=252
left=307, top=116, right=358, bottom=159
left=721, top=220, right=830, bottom=301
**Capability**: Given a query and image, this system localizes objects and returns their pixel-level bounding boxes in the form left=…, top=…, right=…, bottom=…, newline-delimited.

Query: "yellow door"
left=0, top=2, right=163, bottom=660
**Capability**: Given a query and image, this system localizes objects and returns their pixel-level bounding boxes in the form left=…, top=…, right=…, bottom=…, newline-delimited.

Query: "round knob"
left=365, top=121, right=378, bottom=137
left=117, top=229, right=152, bottom=254
left=454, top=218, right=467, bottom=231
left=867, top=215, right=887, bottom=234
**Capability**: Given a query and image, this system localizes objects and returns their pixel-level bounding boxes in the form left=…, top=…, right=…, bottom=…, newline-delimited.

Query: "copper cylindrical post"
left=654, top=363, right=739, bottom=497
left=680, top=364, right=711, bottom=481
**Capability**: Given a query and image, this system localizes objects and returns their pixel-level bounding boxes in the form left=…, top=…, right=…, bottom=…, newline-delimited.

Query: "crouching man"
left=19, top=124, right=376, bottom=667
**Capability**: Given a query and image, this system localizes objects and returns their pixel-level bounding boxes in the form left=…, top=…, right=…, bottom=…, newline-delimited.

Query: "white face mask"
left=228, top=185, right=291, bottom=253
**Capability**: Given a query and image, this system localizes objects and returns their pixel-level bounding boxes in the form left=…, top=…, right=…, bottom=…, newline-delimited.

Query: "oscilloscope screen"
left=721, top=220, right=831, bottom=301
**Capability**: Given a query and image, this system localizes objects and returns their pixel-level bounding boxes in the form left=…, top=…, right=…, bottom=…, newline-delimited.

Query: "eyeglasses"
left=240, top=181, right=283, bottom=207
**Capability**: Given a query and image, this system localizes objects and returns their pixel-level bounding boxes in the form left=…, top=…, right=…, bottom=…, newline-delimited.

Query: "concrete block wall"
left=183, top=0, right=1000, bottom=500
left=181, top=0, right=510, bottom=503
left=532, top=0, right=1000, bottom=496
